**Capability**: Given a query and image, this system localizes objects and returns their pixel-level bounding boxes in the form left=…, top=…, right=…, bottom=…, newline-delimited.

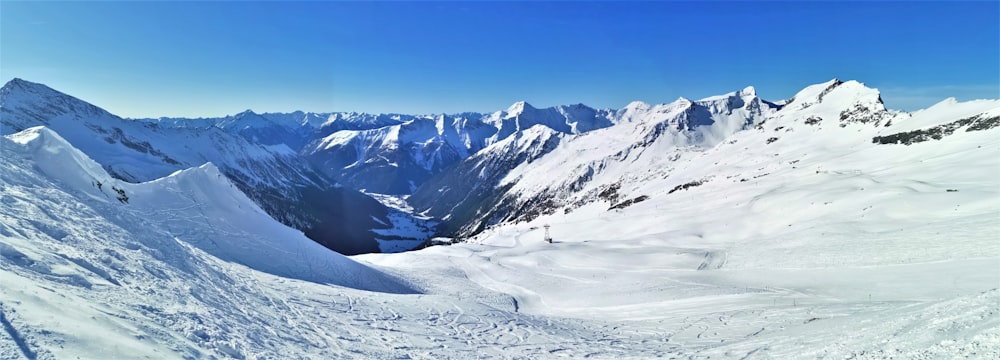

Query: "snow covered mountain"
left=0, top=128, right=459, bottom=358
left=13, top=76, right=992, bottom=249
left=369, top=79, right=999, bottom=357
left=2, top=78, right=997, bottom=358
left=0, top=79, right=433, bottom=255
left=138, top=100, right=621, bottom=195
left=409, top=84, right=778, bottom=236
left=303, top=102, right=620, bottom=194
left=0, top=122, right=689, bottom=358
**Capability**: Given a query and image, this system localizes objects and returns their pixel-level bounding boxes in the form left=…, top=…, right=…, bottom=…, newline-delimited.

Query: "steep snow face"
left=297, top=102, right=615, bottom=195
left=0, top=78, right=301, bottom=184
left=6, top=127, right=111, bottom=194
left=0, top=127, right=426, bottom=358
left=1, top=78, right=184, bottom=182
left=408, top=85, right=777, bottom=235
left=305, top=113, right=498, bottom=194
left=483, top=101, right=615, bottom=140
left=0, top=79, right=432, bottom=255
left=408, top=125, right=564, bottom=234
left=3, top=127, right=413, bottom=291
left=407, top=79, right=996, bottom=245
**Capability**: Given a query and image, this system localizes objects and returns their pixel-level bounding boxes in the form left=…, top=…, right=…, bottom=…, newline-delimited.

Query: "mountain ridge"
left=1, top=78, right=434, bottom=255
left=4, top=77, right=997, bottom=250
left=1, top=77, right=998, bottom=358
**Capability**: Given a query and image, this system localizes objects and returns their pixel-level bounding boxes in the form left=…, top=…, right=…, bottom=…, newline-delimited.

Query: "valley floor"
left=357, top=216, right=999, bottom=359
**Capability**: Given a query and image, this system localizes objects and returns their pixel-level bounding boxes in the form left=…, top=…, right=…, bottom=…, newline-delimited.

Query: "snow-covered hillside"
left=365, top=80, right=1000, bottom=357
left=1, top=78, right=997, bottom=358
left=0, top=79, right=433, bottom=255
left=409, top=83, right=777, bottom=235
left=0, top=125, right=682, bottom=359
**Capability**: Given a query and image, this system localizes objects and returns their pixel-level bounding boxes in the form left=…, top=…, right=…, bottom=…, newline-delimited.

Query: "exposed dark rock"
left=872, top=115, right=999, bottom=145
left=668, top=179, right=706, bottom=194
left=609, top=195, right=649, bottom=210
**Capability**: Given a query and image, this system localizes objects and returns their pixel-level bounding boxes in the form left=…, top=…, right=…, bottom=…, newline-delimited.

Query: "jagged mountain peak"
left=504, top=100, right=536, bottom=116
left=219, top=108, right=281, bottom=130
left=695, top=85, right=761, bottom=104
left=503, top=101, right=603, bottom=120
left=3, top=77, right=47, bottom=92
left=624, top=100, right=651, bottom=111
left=3, top=77, right=28, bottom=89
left=1, top=78, right=121, bottom=136
left=0, top=78, right=96, bottom=110
left=234, top=109, right=258, bottom=117
left=778, top=79, right=889, bottom=128
left=785, top=78, right=877, bottom=106
left=3, top=77, right=73, bottom=101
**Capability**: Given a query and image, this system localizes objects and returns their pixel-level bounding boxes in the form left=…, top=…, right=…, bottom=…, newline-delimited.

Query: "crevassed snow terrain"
left=1, top=79, right=998, bottom=358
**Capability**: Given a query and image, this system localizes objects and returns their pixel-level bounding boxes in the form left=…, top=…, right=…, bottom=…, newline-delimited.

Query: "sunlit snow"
left=1, top=79, right=997, bottom=359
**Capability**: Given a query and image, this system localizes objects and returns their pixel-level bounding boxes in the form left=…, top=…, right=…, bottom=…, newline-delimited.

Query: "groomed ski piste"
left=1, top=81, right=998, bottom=359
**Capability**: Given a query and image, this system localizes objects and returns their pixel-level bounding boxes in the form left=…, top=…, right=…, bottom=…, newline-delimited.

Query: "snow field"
left=1, top=127, right=678, bottom=358
left=362, top=86, right=1000, bottom=357
left=2, top=78, right=998, bottom=358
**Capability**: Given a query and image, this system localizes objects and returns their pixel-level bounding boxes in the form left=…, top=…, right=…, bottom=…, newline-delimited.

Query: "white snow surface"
left=2, top=79, right=999, bottom=359
left=367, top=80, right=1000, bottom=358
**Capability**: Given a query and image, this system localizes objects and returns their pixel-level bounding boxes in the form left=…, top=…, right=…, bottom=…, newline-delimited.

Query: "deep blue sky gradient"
left=2, top=1, right=997, bottom=117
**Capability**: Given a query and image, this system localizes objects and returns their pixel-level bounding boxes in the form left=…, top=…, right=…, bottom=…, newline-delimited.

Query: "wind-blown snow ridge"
left=6, top=127, right=111, bottom=193
left=1, top=78, right=434, bottom=255
left=3, top=126, right=415, bottom=293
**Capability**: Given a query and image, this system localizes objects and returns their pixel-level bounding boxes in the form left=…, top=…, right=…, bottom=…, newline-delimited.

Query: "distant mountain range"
left=3, top=78, right=997, bottom=255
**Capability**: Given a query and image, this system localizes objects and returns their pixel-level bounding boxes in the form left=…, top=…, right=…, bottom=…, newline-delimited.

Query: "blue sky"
left=2, top=1, right=997, bottom=117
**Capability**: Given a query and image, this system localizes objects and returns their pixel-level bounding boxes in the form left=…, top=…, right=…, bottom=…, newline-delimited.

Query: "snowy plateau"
left=0, top=77, right=998, bottom=359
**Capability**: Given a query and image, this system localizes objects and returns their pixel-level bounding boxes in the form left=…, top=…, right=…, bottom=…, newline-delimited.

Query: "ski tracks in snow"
left=0, top=302, right=39, bottom=360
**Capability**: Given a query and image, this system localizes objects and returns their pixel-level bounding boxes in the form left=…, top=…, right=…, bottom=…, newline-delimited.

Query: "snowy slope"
left=362, top=80, right=1000, bottom=358
left=2, top=79, right=997, bottom=359
left=408, top=125, right=564, bottom=235
left=414, top=80, right=995, bottom=240
left=408, top=85, right=777, bottom=236
left=1, top=79, right=433, bottom=255
left=0, top=127, right=418, bottom=358
left=2, top=126, right=408, bottom=290
left=0, top=126, right=676, bottom=359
